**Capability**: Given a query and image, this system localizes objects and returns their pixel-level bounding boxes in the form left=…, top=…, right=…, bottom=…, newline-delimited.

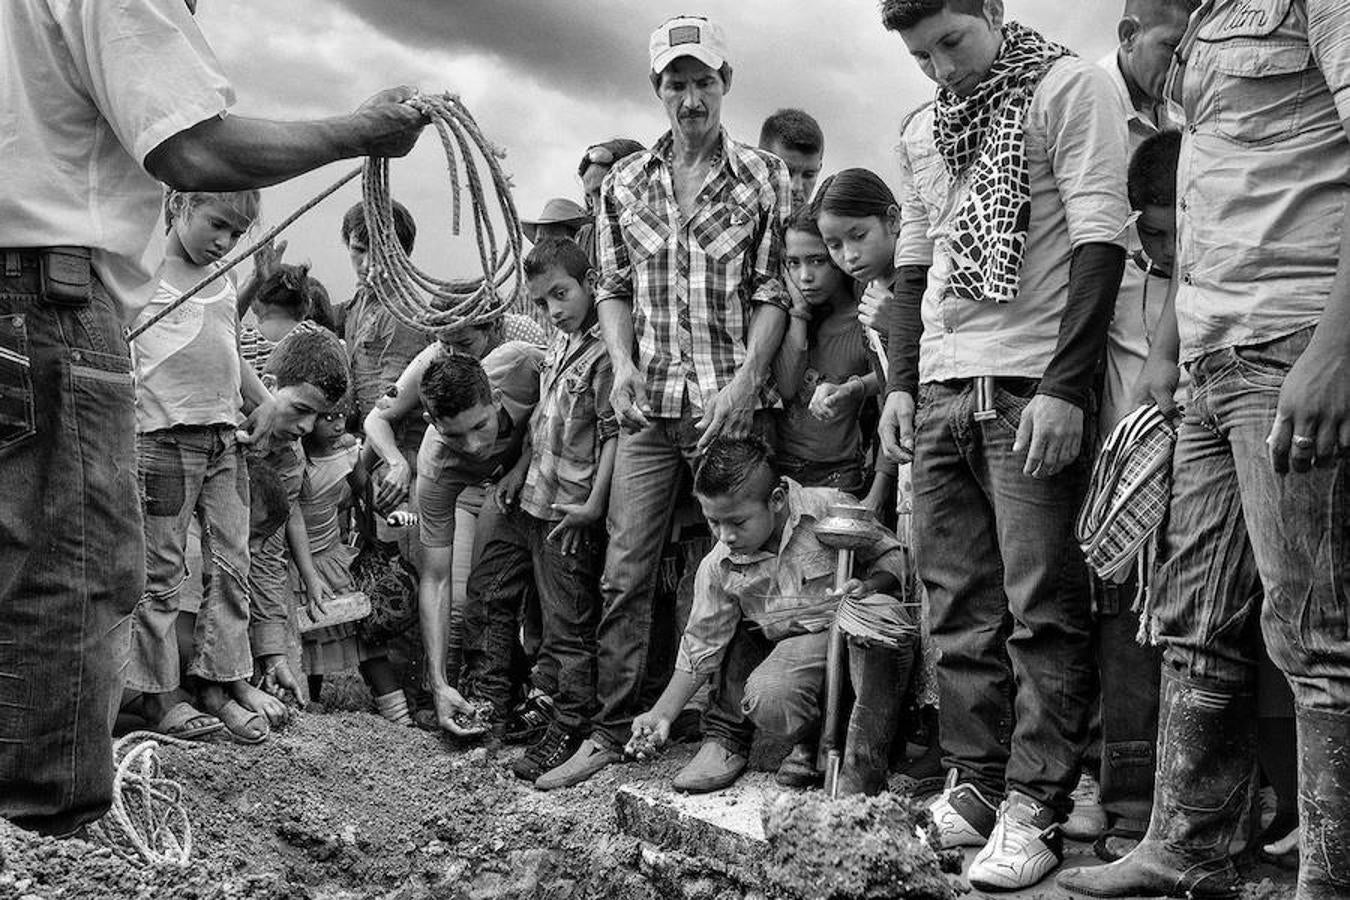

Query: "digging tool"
left=814, top=502, right=884, bottom=798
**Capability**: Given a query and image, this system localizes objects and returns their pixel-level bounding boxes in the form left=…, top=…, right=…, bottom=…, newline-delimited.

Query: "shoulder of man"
left=1036, top=53, right=1117, bottom=104
left=900, top=102, right=937, bottom=150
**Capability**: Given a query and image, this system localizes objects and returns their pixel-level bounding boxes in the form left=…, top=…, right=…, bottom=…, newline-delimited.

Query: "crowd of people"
left=1, top=0, right=1348, bottom=897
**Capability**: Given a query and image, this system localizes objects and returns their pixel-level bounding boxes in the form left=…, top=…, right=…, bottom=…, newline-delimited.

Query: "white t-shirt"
left=0, top=0, right=233, bottom=317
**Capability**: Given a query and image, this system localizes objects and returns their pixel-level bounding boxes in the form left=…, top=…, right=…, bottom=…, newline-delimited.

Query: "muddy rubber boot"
left=837, top=637, right=912, bottom=798
left=1294, top=705, right=1350, bottom=900
left=1056, top=668, right=1253, bottom=899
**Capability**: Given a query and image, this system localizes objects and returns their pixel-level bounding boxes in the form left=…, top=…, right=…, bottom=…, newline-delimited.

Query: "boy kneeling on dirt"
left=627, top=436, right=915, bottom=796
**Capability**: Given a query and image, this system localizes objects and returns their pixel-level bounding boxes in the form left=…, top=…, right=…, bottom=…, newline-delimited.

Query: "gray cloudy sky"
left=192, top=1, right=1117, bottom=303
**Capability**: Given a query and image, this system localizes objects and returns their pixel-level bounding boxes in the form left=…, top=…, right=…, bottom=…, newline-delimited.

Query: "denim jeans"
left=0, top=256, right=141, bottom=834
left=1150, top=327, right=1350, bottom=711
left=703, top=623, right=830, bottom=754
left=468, top=499, right=600, bottom=730
left=128, top=425, right=252, bottom=691
left=911, top=379, right=1095, bottom=814
left=591, top=410, right=775, bottom=749
left=1093, top=576, right=1163, bottom=828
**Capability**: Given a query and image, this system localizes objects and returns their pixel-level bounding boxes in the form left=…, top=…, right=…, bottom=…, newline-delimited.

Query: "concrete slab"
left=614, top=773, right=777, bottom=867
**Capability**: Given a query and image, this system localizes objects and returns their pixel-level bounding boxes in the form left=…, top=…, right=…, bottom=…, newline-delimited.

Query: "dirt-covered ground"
left=0, top=678, right=1299, bottom=900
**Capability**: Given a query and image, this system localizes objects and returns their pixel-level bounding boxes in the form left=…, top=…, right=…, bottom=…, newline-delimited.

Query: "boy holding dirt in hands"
left=626, top=437, right=913, bottom=797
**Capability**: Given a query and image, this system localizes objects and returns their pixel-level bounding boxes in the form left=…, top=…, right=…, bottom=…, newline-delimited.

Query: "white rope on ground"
left=86, top=731, right=200, bottom=867
left=127, top=91, right=526, bottom=343
left=362, top=92, right=525, bottom=335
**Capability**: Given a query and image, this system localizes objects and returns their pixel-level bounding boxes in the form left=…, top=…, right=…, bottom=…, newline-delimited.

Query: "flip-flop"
left=153, top=701, right=225, bottom=742
left=210, top=699, right=270, bottom=745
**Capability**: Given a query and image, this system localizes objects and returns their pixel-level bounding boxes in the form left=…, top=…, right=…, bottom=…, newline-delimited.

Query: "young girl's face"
left=783, top=228, right=847, bottom=307
left=173, top=198, right=250, bottom=267
left=255, top=305, right=302, bottom=343
left=816, top=208, right=900, bottom=285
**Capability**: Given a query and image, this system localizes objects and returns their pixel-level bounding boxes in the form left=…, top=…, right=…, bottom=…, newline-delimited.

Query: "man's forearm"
left=741, top=303, right=789, bottom=389
left=886, top=265, right=929, bottom=397
left=419, top=560, right=452, bottom=689
left=1040, top=242, right=1127, bottom=408
left=596, top=298, right=638, bottom=373
left=363, top=410, right=404, bottom=468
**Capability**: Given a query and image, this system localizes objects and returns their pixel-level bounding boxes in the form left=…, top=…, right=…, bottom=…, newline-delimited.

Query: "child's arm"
left=627, top=670, right=703, bottom=756
left=364, top=343, right=438, bottom=508
left=861, top=463, right=897, bottom=520
left=493, top=430, right=532, bottom=514
left=1129, top=277, right=1181, bottom=418
left=285, top=503, right=331, bottom=614
left=772, top=273, right=813, bottom=400
left=546, top=365, right=620, bottom=554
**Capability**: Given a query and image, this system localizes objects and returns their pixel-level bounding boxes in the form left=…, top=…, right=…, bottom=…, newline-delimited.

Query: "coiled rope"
left=127, top=91, right=524, bottom=343
left=87, top=732, right=200, bottom=867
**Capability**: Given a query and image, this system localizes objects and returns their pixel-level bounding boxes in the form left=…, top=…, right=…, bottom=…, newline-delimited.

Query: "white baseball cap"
left=649, top=15, right=729, bottom=75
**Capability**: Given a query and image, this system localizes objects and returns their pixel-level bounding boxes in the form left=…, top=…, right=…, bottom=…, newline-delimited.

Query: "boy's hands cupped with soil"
left=626, top=711, right=672, bottom=760
left=433, top=684, right=490, bottom=738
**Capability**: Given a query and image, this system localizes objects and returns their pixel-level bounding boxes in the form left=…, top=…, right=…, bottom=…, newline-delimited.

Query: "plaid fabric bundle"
left=1076, top=405, right=1176, bottom=640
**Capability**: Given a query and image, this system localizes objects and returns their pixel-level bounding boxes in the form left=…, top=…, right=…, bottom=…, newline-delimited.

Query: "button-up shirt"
left=595, top=128, right=791, bottom=418
left=1172, top=0, right=1350, bottom=364
left=896, top=56, right=1130, bottom=383
left=519, top=326, right=618, bottom=522
left=1098, top=51, right=1173, bottom=430
left=676, top=481, right=908, bottom=677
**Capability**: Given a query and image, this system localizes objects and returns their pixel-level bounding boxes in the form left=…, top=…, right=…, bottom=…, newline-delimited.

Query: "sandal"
left=152, top=701, right=225, bottom=742
left=209, top=699, right=270, bottom=745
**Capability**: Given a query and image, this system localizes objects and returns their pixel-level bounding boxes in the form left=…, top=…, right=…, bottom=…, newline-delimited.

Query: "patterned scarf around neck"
left=933, top=22, right=1073, bottom=303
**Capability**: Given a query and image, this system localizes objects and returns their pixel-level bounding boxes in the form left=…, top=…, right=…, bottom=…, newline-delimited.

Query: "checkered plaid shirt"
left=595, top=128, right=791, bottom=418
left=519, top=326, right=619, bottom=521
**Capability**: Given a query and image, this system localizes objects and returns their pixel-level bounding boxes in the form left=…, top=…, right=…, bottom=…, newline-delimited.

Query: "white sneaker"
left=1063, top=770, right=1108, bottom=841
left=968, top=792, right=1064, bottom=892
left=926, top=769, right=998, bottom=849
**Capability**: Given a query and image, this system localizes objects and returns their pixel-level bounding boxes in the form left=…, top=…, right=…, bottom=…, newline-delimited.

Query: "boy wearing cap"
left=535, top=14, right=792, bottom=791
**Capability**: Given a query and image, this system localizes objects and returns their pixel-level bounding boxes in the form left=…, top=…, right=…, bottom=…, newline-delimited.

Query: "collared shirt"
left=342, top=287, right=433, bottom=447
left=595, top=128, right=792, bottom=419
left=0, top=0, right=232, bottom=317
left=1098, top=51, right=1173, bottom=430
left=519, top=326, right=619, bottom=522
left=676, top=481, right=908, bottom=677
left=896, top=56, right=1130, bottom=383
left=1172, top=0, right=1350, bottom=364
left=416, top=340, right=543, bottom=487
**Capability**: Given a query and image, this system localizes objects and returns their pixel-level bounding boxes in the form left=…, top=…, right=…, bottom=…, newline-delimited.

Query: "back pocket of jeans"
left=0, top=313, right=36, bottom=451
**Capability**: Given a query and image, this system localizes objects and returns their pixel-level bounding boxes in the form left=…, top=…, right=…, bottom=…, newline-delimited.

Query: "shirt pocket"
left=1210, top=41, right=1314, bottom=145
left=620, top=205, right=672, bottom=263
left=692, top=203, right=758, bottom=265
left=0, top=312, right=35, bottom=451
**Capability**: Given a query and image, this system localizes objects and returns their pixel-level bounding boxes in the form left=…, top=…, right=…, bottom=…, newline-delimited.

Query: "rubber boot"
left=1294, top=705, right=1350, bottom=900
left=1056, top=668, right=1254, bottom=898
left=837, top=636, right=913, bottom=797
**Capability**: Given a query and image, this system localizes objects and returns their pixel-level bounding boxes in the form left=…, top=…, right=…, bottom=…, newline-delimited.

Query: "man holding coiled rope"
left=0, top=0, right=426, bottom=836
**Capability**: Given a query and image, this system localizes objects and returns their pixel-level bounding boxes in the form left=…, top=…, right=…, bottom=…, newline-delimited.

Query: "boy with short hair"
left=758, top=108, right=825, bottom=210
left=367, top=344, right=542, bottom=734
left=465, top=238, right=618, bottom=783
left=623, top=437, right=914, bottom=797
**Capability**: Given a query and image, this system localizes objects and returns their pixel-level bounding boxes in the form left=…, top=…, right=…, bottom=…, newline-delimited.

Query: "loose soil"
left=0, top=677, right=1300, bottom=900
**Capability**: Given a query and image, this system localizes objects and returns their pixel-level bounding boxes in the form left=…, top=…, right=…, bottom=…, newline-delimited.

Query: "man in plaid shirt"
left=534, top=14, right=792, bottom=790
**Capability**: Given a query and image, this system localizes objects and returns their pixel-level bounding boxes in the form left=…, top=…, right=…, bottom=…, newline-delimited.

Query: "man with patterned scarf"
left=876, top=0, right=1129, bottom=890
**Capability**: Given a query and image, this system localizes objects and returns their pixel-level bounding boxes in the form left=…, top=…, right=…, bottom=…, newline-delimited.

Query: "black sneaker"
left=504, top=691, right=554, bottom=744
left=512, top=722, right=583, bottom=782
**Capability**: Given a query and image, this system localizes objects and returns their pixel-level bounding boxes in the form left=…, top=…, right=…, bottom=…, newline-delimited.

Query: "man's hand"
left=374, top=457, right=412, bottom=512
left=1013, top=394, right=1084, bottom=478
left=1266, top=339, right=1350, bottom=474
left=808, top=379, right=857, bottom=420
left=858, top=280, right=895, bottom=333
left=493, top=465, right=526, bottom=513
left=829, top=577, right=867, bottom=601
left=352, top=86, right=430, bottom=159
left=695, top=373, right=756, bottom=452
left=433, top=684, right=487, bottom=737
left=625, top=710, right=672, bottom=759
left=861, top=478, right=895, bottom=519
left=611, top=363, right=653, bottom=433
left=236, top=396, right=278, bottom=447
left=1130, top=352, right=1182, bottom=419
left=547, top=502, right=601, bottom=555
left=879, top=391, right=916, bottom=463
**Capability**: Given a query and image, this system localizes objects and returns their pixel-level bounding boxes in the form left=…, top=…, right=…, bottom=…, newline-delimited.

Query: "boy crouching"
left=628, top=436, right=915, bottom=796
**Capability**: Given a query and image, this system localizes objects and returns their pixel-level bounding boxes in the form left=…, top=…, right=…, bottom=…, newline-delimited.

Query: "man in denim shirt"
left=1060, top=2, right=1350, bottom=898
